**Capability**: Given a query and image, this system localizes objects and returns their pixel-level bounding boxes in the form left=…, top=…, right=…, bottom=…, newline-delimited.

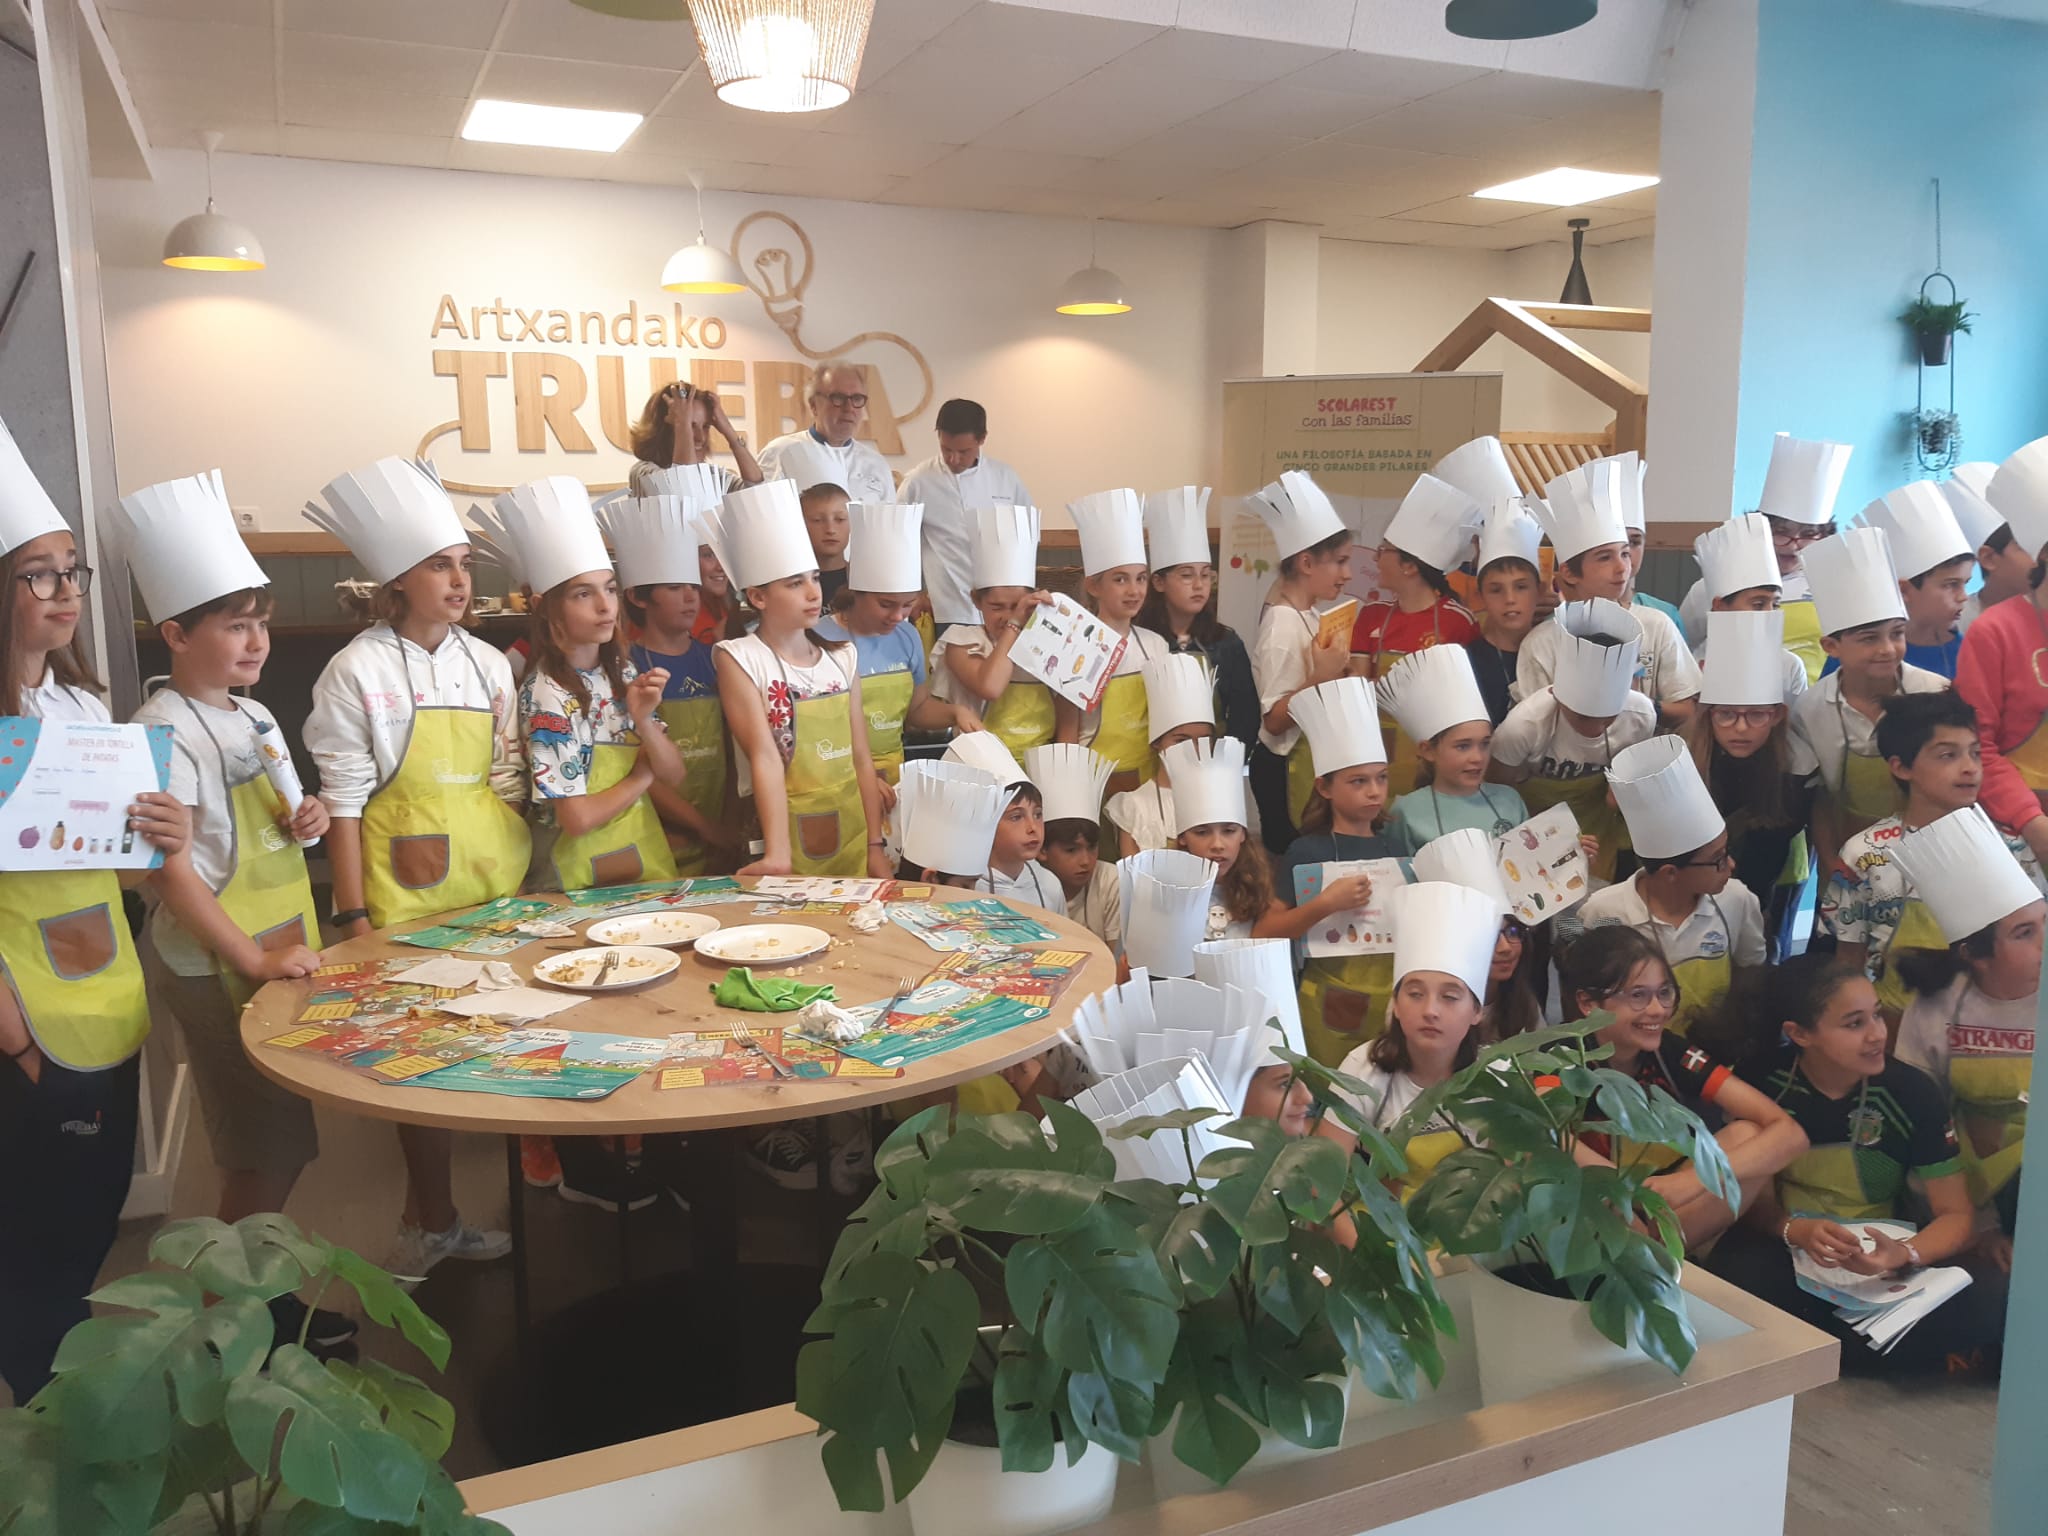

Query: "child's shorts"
left=153, top=959, right=318, bottom=1178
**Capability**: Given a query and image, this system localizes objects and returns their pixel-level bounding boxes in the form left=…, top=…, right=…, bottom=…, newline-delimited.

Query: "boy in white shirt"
left=1025, top=744, right=1121, bottom=953
left=944, top=733, right=1063, bottom=912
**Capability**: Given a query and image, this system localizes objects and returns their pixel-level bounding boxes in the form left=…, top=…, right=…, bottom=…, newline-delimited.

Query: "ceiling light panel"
left=461, top=98, right=643, bottom=152
left=1471, top=167, right=1659, bottom=205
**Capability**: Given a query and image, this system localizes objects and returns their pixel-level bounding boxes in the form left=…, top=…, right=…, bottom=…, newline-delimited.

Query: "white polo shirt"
left=1511, top=602, right=1702, bottom=708
left=1786, top=665, right=1948, bottom=793
left=1570, top=872, right=1767, bottom=970
left=898, top=453, right=1033, bottom=626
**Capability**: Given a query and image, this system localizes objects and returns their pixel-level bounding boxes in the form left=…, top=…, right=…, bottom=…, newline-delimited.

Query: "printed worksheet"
left=1008, top=593, right=1128, bottom=711
left=0, top=717, right=174, bottom=871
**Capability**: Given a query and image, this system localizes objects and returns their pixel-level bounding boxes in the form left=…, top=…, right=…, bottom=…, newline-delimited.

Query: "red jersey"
left=1349, top=596, right=1477, bottom=676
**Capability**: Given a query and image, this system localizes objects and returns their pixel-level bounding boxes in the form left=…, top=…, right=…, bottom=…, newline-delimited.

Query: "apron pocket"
left=391, top=834, right=450, bottom=890
left=252, top=915, right=310, bottom=953
left=1320, top=985, right=1383, bottom=1044
left=590, top=847, right=645, bottom=887
left=797, top=812, right=842, bottom=861
left=40, top=904, right=118, bottom=982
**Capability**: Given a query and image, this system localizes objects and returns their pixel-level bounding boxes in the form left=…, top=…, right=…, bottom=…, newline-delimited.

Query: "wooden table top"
left=239, top=884, right=1112, bottom=1136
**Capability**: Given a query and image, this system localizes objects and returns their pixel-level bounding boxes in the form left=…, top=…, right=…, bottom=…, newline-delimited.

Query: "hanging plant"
left=1910, top=407, right=1962, bottom=469
left=1900, top=296, right=1975, bottom=366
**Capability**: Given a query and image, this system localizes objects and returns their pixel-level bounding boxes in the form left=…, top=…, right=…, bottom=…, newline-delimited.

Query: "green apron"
left=0, top=867, right=149, bottom=1071
left=549, top=739, right=678, bottom=892
left=655, top=694, right=728, bottom=877
left=860, top=666, right=915, bottom=785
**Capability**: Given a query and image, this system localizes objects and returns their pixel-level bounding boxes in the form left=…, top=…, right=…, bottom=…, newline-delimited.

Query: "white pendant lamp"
left=661, top=171, right=749, bottom=294
left=685, top=0, right=874, bottom=114
left=1056, top=221, right=1131, bottom=317
left=162, top=132, right=265, bottom=273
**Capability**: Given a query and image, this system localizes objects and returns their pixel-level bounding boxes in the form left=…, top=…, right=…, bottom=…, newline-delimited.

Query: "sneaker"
left=389, top=1218, right=513, bottom=1287
left=826, top=1116, right=873, bottom=1197
left=267, top=1294, right=358, bottom=1352
left=521, top=1136, right=562, bottom=1189
left=557, top=1163, right=661, bottom=1214
left=746, top=1123, right=819, bottom=1190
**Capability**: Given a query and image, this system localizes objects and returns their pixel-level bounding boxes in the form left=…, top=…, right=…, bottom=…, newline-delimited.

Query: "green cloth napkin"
left=712, top=966, right=837, bottom=1013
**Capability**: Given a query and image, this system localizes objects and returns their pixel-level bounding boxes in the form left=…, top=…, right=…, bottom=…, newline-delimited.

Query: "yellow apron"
left=361, top=639, right=532, bottom=929
left=982, top=680, right=1055, bottom=757
left=2003, top=702, right=2048, bottom=811
left=859, top=666, right=916, bottom=786
left=1392, top=1126, right=1463, bottom=1203
left=1092, top=668, right=1156, bottom=785
left=1667, top=952, right=1731, bottom=1040
left=1777, top=1143, right=1890, bottom=1224
left=1300, top=954, right=1394, bottom=1068
left=1286, top=737, right=1318, bottom=827
left=0, top=867, right=150, bottom=1072
left=655, top=694, right=728, bottom=878
left=1520, top=769, right=1628, bottom=882
left=178, top=698, right=322, bottom=1010
left=1951, top=1052, right=2029, bottom=1205
left=1834, top=695, right=1902, bottom=838
left=1874, top=896, right=1948, bottom=1020
left=1782, top=597, right=1826, bottom=684
left=785, top=688, right=867, bottom=878
left=549, top=740, right=677, bottom=892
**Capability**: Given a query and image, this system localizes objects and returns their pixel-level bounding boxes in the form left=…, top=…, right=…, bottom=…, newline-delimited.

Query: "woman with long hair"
left=627, top=380, right=762, bottom=497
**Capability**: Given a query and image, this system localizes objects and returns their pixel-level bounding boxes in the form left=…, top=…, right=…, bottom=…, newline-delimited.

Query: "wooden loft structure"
left=1414, top=299, right=1651, bottom=495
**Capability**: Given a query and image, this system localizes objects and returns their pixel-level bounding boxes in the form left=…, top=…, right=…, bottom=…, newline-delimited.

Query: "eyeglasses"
left=16, top=565, right=92, bottom=600
left=1710, top=706, right=1778, bottom=729
left=820, top=392, right=868, bottom=410
left=1499, top=918, right=1528, bottom=941
left=1768, top=518, right=1832, bottom=545
left=1605, top=983, right=1679, bottom=1011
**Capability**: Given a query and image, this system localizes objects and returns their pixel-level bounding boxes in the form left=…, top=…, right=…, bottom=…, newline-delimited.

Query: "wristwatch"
left=331, top=907, right=370, bottom=928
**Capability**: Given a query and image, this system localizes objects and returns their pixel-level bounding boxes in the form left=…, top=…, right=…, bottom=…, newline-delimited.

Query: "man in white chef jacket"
left=900, top=398, right=1035, bottom=631
left=756, top=362, right=897, bottom=506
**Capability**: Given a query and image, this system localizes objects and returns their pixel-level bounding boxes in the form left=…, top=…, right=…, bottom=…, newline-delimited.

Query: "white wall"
left=92, top=151, right=1234, bottom=531
left=1316, top=234, right=1654, bottom=439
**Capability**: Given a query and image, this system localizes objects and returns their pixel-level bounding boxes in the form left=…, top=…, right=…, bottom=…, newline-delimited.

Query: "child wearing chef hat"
left=931, top=505, right=1057, bottom=756
left=1027, top=744, right=1121, bottom=952
left=943, top=731, right=1062, bottom=913
left=1787, top=526, right=1950, bottom=863
left=1410, top=827, right=1543, bottom=1043
left=1105, top=654, right=1214, bottom=857
left=1160, top=737, right=1275, bottom=945
left=1375, top=643, right=1527, bottom=855
left=1854, top=481, right=1975, bottom=680
left=1943, top=461, right=2027, bottom=636
left=474, top=477, right=686, bottom=894
left=1347, top=473, right=1481, bottom=683
left=1573, top=736, right=1766, bottom=1035
left=1466, top=498, right=1546, bottom=727
left=1689, top=512, right=1811, bottom=705
left=1518, top=454, right=1702, bottom=724
left=1318, top=881, right=1502, bottom=1199
left=1246, top=470, right=1355, bottom=853
left=1136, top=485, right=1261, bottom=750
left=1059, top=489, right=1171, bottom=790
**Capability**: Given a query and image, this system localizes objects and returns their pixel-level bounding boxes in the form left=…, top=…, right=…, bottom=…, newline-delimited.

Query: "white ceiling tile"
left=447, top=139, right=639, bottom=181
left=1116, top=24, right=1332, bottom=82
left=625, top=113, right=821, bottom=163
left=205, top=123, right=282, bottom=154
left=1282, top=50, right=1495, bottom=97
left=997, top=0, right=1180, bottom=22
left=1420, top=71, right=1646, bottom=118
left=1340, top=100, right=1551, bottom=158
left=492, top=0, right=699, bottom=67
left=1175, top=0, right=1359, bottom=49
left=100, top=0, right=270, bottom=24
left=1108, top=124, right=1311, bottom=174
left=280, top=0, right=506, bottom=50
left=976, top=69, right=1245, bottom=156
left=475, top=54, right=683, bottom=115
left=1582, top=217, right=1657, bottom=246
left=282, top=84, right=468, bottom=138
left=104, top=11, right=273, bottom=76
left=1475, top=202, right=1649, bottom=240
left=904, top=144, right=1105, bottom=193
left=280, top=123, right=451, bottom=169
left=126, top=68, right=276, bottom=129
left=855, top=0, right=982, bottom=80
left=922, top=3, right=1160, bottom=60
left=282, top=34, right=484, bottom=99
left=1256, top=139, right=1457, bottom=187
left=1184, top=81, right=1394, bottom=137
left=1393, top=194, right=1552, bottom=227
left=1060, top=155, right=1214, bottom=202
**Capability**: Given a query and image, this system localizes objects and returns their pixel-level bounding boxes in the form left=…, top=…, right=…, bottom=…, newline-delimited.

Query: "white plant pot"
left=904, top=1437, right=1119, bottom=1536
left=1145, top=1375, right=1352, bottom=1498
left=1467, top=1262, right=1650, bottom=1406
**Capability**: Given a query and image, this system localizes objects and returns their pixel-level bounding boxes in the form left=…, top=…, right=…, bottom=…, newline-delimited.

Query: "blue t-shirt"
left=1904, top=634, right=1961, bottom=680
left=813, top=616, right=927, bottom=686
left=630, top=641, right=719, bottom=700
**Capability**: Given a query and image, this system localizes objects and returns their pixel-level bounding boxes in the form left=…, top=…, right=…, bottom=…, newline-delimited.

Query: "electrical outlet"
left=234, top=506, right=257, bottom=530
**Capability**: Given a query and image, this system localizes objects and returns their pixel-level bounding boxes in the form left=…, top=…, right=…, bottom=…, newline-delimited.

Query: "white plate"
left=693, top=923, right=833, bottom=967
left=531, top=945, right=681, bottom=992
left=585, top=911, right=721, bottom=949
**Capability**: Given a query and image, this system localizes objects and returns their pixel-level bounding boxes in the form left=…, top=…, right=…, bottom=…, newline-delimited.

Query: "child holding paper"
left=931, top=505, right=1055, bottom=756
left=1056, top=489, right=1169, bottom=792
left=1252, top=677, right=1398, bottom=1065
left=0, top=421, right=192, bottom=1401
left=1375, top=644, right=1525, bottom=854
left=1106, top=654, right=1214, bottom=857
left=1138, top=486, right=1258, bottom=748
left=1408, top=829, right=1545, bottom=1043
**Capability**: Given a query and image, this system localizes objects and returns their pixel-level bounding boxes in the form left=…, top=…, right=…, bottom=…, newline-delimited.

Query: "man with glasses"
left=756, top=361, right=896, bottom=506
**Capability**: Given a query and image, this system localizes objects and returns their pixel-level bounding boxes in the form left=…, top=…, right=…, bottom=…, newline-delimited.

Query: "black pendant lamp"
left=1445, top=0, right=1596, bottom=39
left=1559, top=218, right=1593, bottom=305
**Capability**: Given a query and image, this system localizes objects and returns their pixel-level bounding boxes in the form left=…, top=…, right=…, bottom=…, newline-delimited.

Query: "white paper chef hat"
left=944, top=729, right=1029, bottom=788
left=1068, top=970, right=1285, bottom=1119
left=1375, top=644, right=1489, bottom=744
left=1142, top=653, right=1215, bottom=737
left=1162, top=737, right=1246, bottom=834
left=1616, top=453, right=1647, bottom=533
left=1067, top=1055, right=1238, bottom=1182
left=1549, top=598, right=1642, bottom=717
left=1890, top=805, right=2046, bottom=945
left=1989, top=437, right=2048, bottom=562
left=847, top=500, right=923, bottom=594
left=970, top=503, right=1039, bottom=590
left=1249, top=470, right=1346, bottom=560
left=1536, top=458, right=1631, bottom=563
left=1119, top=848, right=1217, bottom=979
left=1067, top=488, right=1146, bottom=576
left=1606, top=734, right=1723, bottom=861
left=1940, top=462, right=2005, bottom=552
left=306, top=457, right=468, bottom=585
left=1382, top=474, right=1483, bottom=574
left=1700, top=609, right=1790, bottom=707
left=1756, top=433, right=1853, bottom=526
left=106, top=470, right=269, bottom=622
left=1023, top=744, right=1113, bottom=826
left=0, top=416, right=70, bottom=558
left=894, top=760, right=1007, bottom=874
left=1410, top=827, right=1510, bottom=915
left=471, top=476, right=612, bottom=595
left=1143, top=485, right=1213, bottom=573
left=1693, top=513, right=1780, bottom=601
left=1855, top=481, right=1971, bottom=580
left=1288, top=675, right=1387, bottom=776
left=698, top=480, right=817, bottom=591
left=597, top=496, right=702, bottom=589
left=1804, top=526, right=1905, bottom=636
left=1389, top=881, right=1500, bottom=999
left=1192, top=936, right=1306, bottom=1058
left=637, top=462, right=728, bottom=511
left=1476, top=501, right=1543, bottom=576
left=1433, top=435, right=1522, bottom=514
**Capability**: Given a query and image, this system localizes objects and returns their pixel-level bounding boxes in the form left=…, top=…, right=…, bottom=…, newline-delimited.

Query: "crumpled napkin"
left=476, top=962, right=520, bottom=990
left=795, top=997, right=869, bottom=1041
left=847, top=900, right=888, bottom=933
left=712, top=966, right=837, bottom=1014
left=514, top=918, right=577, bottom=938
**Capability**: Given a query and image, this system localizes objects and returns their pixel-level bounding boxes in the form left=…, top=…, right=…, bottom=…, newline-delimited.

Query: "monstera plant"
left=0, top=1213, right=503, bottom=1536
